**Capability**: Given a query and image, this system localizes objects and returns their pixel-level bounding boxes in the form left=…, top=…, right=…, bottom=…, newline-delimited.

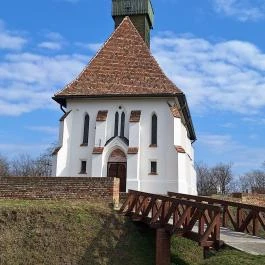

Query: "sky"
left=0, top=0, right=265, bottom=176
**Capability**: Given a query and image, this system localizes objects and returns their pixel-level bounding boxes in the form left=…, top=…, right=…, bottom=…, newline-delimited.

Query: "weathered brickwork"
left=0, top=177, right=120, bottom=204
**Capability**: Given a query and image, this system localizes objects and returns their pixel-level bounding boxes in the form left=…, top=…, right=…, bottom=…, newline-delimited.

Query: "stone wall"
left=0, top=177, right=119, bottom=204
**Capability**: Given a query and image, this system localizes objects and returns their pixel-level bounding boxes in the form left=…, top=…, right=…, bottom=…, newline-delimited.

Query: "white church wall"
left=55, top=97, right=196, bottom=195
left=173, top=118, right=182, bottom=146
left=92, top=154, right=103, bottom=176
left=67, top=108, right=96, bottom=176
left=129, top=122, right=140, bottom=147
left=95, top=121, right=107, bottom=147
left=127, top=154, right=140, bottom=190
left=177, top=153, right=188, bottom=194
left=56, top=111, right=73, bottom=176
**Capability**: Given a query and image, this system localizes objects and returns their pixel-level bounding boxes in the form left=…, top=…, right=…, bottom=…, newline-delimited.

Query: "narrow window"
left=150, top=161, right=157, bottom=174
left=120, top=112, right=125, bottom=137
left=82, top=114, right=89, bottom=145
left=114, top=112, right=119, bottom=136
left=151, top=114, right=157, bottom=146
left=80, top=161, right=87, bottom=174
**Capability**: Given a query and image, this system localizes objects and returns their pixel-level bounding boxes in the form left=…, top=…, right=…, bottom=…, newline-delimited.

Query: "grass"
left=0, top=199, right=265, bottom=265
left=171, top=236, right=265, bottom=265
left=0, top=199, right=154, bottom=265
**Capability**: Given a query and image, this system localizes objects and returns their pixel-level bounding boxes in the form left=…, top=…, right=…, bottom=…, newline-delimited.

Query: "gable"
left=53, top=17, right=182, bottom=106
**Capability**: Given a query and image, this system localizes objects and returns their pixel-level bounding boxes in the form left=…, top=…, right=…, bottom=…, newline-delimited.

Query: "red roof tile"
left=128, top=147, right=139, bottom=154
left=53, top=17, right=182, bottom=103
left=170, top=105, right=181, bottom=118
left=92, top=147, right=104, bottom=154
left=96, top=110, right=108, bottom=121
left=175, top=145, right=186, bottom=154
left=129, top=110, right=141, bottom=122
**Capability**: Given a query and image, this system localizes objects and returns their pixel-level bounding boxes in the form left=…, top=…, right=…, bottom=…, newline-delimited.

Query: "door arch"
left=107, top=149, right=127, bottom=192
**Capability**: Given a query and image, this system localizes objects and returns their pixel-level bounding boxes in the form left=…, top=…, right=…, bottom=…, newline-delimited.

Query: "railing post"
left=198, top=210, right=205, bottom=236
left=253, top=211, right=259, bottom=236
left=237, top=207, right=243, bottom=231
left=156, top=228, right=171, bottom=265
left=222, top=205, right=228, bottom=227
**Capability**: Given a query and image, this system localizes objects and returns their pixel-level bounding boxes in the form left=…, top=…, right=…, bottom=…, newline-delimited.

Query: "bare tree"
left=0, top=154, right=9, bottom=177
left=34, top=147, right=53, bottom=176
left=11, top=154, right=37, bottom=177
left=212, top=163, right=233, bottom=195
left=196, top=162, right=234, bottom=195
left=240, top=170, right=265, bottom=192
left=10, top=147, right=53, bottom=177
left=196, top=162, right=218, bottom=196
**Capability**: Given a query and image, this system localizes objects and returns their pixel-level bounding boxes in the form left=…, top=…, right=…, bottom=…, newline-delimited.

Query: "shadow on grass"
left=77, top=214, right=154, bottom=265
left=77, top=211, right=190, bottom=265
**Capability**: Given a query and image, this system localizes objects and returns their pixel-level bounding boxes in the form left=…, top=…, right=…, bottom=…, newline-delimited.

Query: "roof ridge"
left=55, top=17, right=134, bottom=96
left=54, top=16, right=183, bottom=101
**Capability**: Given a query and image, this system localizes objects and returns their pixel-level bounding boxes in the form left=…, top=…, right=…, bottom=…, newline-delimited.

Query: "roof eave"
left=53, top=92, right=180, bottom=106
left=52, top=96, right=67, bottom=107
left=176, top=93, right=197, bottom=142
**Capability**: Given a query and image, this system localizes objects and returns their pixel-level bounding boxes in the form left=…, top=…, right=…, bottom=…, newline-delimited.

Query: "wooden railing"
left=168, top=192, right=265, bottom=237
left=120, top=190, right=222, bottom=248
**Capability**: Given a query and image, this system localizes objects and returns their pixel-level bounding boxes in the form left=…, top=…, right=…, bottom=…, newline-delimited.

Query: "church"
left=52, top=0, right=197, bottom=195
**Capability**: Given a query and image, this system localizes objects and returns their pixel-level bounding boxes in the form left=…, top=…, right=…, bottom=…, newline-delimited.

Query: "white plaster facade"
left=53, top=97, right=197, bottom=195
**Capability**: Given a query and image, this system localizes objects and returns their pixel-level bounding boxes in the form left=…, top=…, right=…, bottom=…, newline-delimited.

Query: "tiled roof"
left=92, top=147, right=104, bottom=154
left=129, top=111, right=141, bottom=122
left=53, top=17, right=182, bottom=104
left=96, top=111, right=108, bottom=121
left=175, top=145, right=186, bottom=154
left=170, top=105, right=181, bottom=118
left=128, top=147, right=139, bottom=154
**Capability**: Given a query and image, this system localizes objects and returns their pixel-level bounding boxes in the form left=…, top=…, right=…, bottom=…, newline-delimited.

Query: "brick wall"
left=0, top=177, right=120, bottom=204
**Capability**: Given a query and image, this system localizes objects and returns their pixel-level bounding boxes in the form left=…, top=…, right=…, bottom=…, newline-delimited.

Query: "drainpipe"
left=60, top=104, right=66, bottom=114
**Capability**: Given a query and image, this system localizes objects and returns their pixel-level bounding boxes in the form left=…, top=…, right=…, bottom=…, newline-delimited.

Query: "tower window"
left=150, top=161, right=157, bottom=175
left=82, top=114, right=89, bottom=145
left=120, top=112, right=125, bottom=137
left=114, top=112, right=119, bottom=137
left=151, top=113, right=157, bottom=146
left=80, top=161, right=87, bottom=174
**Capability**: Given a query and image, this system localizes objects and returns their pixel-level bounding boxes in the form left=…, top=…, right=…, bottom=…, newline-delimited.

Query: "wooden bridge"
left=119, top=190, right=265, bottom=265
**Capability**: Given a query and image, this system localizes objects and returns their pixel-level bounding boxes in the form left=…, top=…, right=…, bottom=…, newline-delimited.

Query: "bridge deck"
left=220, top=227, right=265, bottom=255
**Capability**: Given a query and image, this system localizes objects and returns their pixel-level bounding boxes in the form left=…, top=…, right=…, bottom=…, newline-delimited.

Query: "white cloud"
left=213, top=0, right=265, bottom=22
left=0, top=52, right=89, bottom=116
left=38, top=31, right=65, bottom=50
left=45, top=32, right=64, bottom=41
left=199, top=134, right=235, bottom=153
left=0, top=20, right=27, bottom=50
left=0, top=143, right=50, bottom=158
left=198, top=133, right=265, bottom=172
left=26, top=126, right=58, bottom=135
left=75, top=42, right=102, bottom=53
left=152, top=35, right=265, bottom=114
left=38, top=41, right=62, bottom=50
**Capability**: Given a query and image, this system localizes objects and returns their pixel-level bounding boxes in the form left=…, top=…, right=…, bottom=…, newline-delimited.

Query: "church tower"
left=112, top=0, right=154, bottom=47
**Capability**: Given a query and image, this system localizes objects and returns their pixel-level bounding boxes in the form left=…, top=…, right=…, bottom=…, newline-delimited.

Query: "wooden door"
left=108, top=163, right=127, bottom=192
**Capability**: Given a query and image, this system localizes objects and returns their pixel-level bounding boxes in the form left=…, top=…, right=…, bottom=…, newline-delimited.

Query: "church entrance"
left=107, top=149, right=127, bottom=192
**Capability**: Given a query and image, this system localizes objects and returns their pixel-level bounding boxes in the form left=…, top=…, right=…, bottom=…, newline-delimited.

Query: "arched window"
left=114, top=112, right=119, bottom=137
left=82, top=114, right=89, bottom=145
left=151, top=114, right=157, bottom=146
left=120, top=112, right=125, bottom=137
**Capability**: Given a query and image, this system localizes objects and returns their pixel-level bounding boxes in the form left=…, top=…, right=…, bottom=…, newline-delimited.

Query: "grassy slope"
left=0, top=200, right=155, bottom=265
left=0, top=199, right=264, bottom=265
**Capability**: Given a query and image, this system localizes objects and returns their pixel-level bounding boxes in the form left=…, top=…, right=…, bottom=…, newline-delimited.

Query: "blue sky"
left=0, top=0, right=265, bottom=176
